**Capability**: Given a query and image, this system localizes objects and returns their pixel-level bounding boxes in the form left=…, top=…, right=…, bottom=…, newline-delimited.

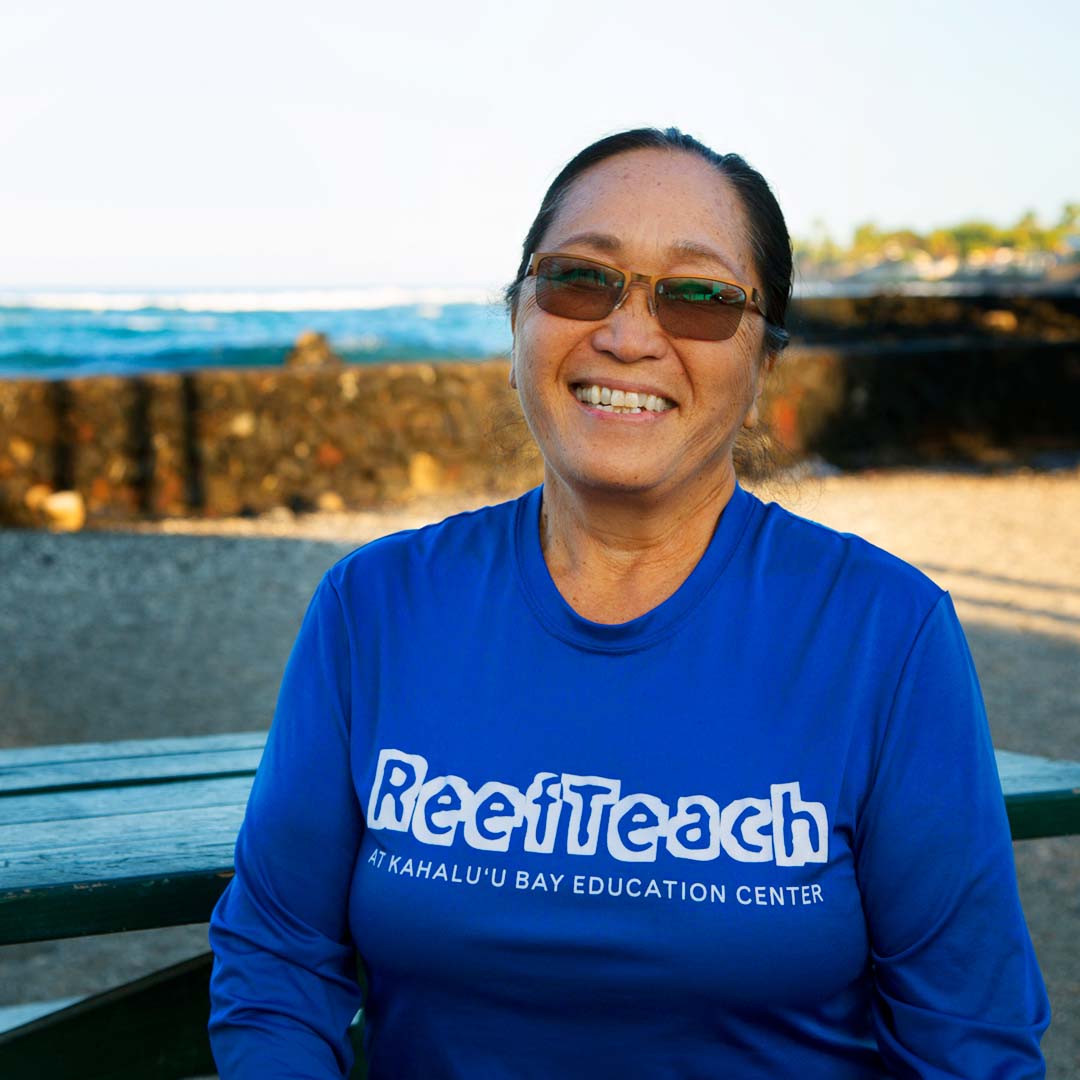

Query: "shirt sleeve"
left=855, top=592, right=1050, bottom=1078
left=208, top=572, right=364, bottom=1079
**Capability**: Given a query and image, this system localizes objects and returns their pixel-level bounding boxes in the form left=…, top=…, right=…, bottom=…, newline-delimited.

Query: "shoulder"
left=323, top=492, right=525, bottom=602
left=745, top=490, right=945, bottom=623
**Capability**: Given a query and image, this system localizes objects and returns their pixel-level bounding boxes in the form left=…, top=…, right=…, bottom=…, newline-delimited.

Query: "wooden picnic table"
left=0, top=733, right=266, bottom=1080
left=1, top=732, right=1079, bottom=1078
left=0, top=732, right=263, bottom=947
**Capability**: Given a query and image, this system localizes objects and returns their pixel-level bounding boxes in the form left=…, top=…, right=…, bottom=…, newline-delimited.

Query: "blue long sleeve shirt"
left=208, top=483, right=1049, bottom=1077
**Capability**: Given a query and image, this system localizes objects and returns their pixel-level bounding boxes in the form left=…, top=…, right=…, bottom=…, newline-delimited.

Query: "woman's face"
left=511, top=148, right=771, bottom=505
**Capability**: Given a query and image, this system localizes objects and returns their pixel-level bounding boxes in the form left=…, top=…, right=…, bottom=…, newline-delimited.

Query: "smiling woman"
left=507, top=143, right=786, bottom=622
left=207, top=128, right=1050, bottom=1079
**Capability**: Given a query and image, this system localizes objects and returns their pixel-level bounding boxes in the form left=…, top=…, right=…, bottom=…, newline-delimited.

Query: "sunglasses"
left=526, top=252, right=768, bottom=342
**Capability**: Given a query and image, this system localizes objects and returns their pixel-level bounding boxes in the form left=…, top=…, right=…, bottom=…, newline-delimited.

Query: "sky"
left=1, top=0, right=1077, bottom=290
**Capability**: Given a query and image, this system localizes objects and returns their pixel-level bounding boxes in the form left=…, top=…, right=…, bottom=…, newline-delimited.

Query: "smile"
left=572, top=384, right=675, bottom=414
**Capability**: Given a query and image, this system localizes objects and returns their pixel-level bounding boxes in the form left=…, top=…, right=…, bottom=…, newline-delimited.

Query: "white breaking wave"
left=0, top=285, right=502, bottom=313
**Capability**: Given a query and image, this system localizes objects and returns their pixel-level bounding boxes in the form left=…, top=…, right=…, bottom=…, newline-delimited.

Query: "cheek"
left=698, top=338, right=760, bottom=408
left=512, top=302, right=582, bottom=387
left=509, top=323, right=562, bottom=434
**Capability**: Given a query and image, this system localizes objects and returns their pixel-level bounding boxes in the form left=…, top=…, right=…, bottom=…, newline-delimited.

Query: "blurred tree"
left=851, top=222, right=883, bottom=260
left=926, top=229, right=958, bottom=259
left=948, top=221, right=1000, bottom=258
left=1055, top=204, right=1080, bottom=258
left=880, top=229, right=923, bottom=260
left=1007, top=210, right=1058, bottom=252
left=792, top=201, right=1079, bottom=275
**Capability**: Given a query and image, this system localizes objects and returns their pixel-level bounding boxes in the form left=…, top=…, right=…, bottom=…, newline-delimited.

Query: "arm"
left=209, top=573, right=364, bottom=1079
left=855, top=594, right=1050, bottom=1078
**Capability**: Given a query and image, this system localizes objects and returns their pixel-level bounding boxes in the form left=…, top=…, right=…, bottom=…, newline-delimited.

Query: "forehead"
left=542, top=148, right=753, bottom=281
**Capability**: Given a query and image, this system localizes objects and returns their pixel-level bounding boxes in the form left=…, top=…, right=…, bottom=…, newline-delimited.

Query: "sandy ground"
left=1, top=466, right=1077, bottom=1076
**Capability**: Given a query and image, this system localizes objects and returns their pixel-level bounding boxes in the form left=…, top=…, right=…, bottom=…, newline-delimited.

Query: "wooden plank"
left=0, top=745, right=263, bottom=797
left=997, top=749, right=1080, bottom=840
left=0, top=731, right=265, bottom=769
left=0, top=999, right=82, bottom=1034
left=0, top=869, right=237, bottom=945
left=0, top=803, right=245, bottom=878
left=0, top=960, right=369, bottom=1080
left=0, top=952, right=217, bottom=1079
left=997, top=749, right=1080, bottom=795
left=0, top=774, right=256, bottom=825
left=0, top=801, right=246, bottom=942
left=0, top=737, right=257, bottom=942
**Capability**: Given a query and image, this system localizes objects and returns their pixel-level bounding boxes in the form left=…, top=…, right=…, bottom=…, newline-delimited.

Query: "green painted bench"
left=1, top=733, right=1078, bottom=1078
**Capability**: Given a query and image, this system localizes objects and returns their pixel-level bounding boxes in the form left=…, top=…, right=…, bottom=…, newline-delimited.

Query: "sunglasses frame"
left=526, top=251, right=768, bottom=340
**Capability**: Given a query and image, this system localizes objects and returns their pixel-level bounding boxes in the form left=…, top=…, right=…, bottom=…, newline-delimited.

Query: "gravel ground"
left=1, top=469, right=1077, bottom=1076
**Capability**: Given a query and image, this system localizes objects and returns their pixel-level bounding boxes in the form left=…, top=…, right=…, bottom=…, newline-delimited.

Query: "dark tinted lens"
left=656, top=278, right=746, bottom=341
left=535, top=256, right=624, bottom=320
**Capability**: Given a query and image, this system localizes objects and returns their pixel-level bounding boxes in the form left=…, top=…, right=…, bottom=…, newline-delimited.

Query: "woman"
left=209, top=128, right=1049, bottom=1077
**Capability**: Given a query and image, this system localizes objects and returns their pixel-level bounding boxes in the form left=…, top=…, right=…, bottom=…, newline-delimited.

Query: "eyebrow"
left=552, top=231, right=746, bottom=281
left=670, top=239, right=744, bottom=279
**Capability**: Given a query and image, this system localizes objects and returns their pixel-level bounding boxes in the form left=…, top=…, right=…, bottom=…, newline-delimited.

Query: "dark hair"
left=504, top=127, right=792, bottom=356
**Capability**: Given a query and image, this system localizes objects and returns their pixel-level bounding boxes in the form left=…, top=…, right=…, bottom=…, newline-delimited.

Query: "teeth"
left=574, top=384, right=673, bottom=412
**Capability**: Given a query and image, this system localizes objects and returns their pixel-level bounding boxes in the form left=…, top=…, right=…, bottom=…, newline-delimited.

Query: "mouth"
left=571, top=383, right=676, bottom=415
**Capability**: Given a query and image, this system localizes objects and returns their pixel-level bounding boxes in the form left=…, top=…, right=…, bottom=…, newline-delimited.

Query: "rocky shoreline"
left=4, top=290, right=1080, bottom=533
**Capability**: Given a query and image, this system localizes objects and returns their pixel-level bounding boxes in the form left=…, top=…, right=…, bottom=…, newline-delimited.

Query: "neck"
left=539, top=467, right=737, bottom=624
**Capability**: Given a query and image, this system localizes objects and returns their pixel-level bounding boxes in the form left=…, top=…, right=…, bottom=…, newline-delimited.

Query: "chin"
left=551, top=461, right=671, bottom=498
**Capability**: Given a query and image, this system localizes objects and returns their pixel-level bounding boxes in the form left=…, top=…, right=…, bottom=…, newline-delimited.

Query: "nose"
left=590, top=282, right=667, bottom=363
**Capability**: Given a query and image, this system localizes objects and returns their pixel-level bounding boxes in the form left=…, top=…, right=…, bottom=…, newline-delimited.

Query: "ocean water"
left=6, top=279, right=1067, bottom=380
left=0, top=287, right=513, bottom=379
